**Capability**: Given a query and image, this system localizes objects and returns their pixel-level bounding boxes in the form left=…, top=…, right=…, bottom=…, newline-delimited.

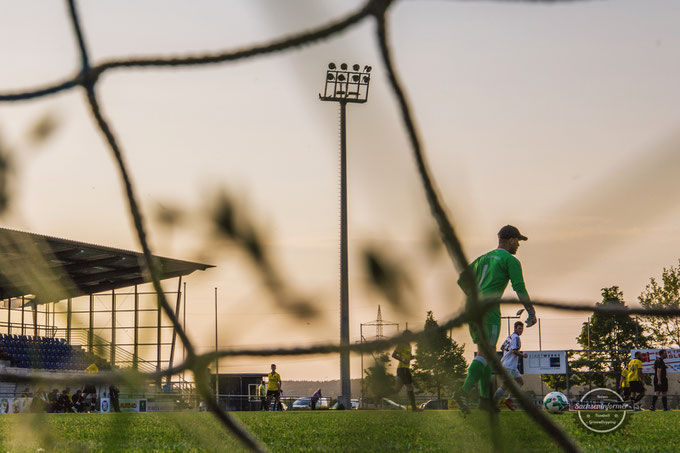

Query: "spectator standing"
left=109, top=384, right=121, bottom=412
left=83, top=362, right=99, bottom=411
left=311, top=388, right=322, bottom=410
left=258, top=380, right=267, bottom=411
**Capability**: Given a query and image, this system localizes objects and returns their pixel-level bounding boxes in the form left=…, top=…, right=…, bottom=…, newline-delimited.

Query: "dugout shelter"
left=212, top=373, right=268, bottom=411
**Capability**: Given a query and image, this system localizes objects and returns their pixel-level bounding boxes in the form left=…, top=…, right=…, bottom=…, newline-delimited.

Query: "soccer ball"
left=543, top=392, right=569, bottom=414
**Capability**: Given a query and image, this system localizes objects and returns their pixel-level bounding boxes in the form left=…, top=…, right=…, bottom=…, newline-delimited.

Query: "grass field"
left=0, top=410, right=676, bottom=452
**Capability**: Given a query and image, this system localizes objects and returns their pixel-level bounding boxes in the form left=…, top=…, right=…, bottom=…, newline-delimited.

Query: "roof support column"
left=133, top=285, right=139, bottom=370
left=67, top=298, right=72, bottom=344
left=111, top=289, right=116, bottom=366
left=167, top=276, right=182, bottom=387
left=157, top=290, right=162, bottom=388
left=88, top=294, right=94, bottom=353
left=32, top=302, right=37, bottom=337
left=182, top=281, right=186, bottom=382
left=21, top=296, right=25, bottom=336
left=7, top=297, right=11, bottom=335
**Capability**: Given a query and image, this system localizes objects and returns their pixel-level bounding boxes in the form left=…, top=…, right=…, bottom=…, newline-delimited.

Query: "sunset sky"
left=1, top=0, right=679, bottom=381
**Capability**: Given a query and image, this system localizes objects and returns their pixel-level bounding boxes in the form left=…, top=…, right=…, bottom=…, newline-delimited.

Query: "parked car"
left=418, top=399, right=449, bottom=410
left=330, top=398, right=359, bottom=410
left=357, top=398, right=406, bottom=410
left=291, top=397, right=312, bottom=410
left=381, top=398, right=407, bottom=410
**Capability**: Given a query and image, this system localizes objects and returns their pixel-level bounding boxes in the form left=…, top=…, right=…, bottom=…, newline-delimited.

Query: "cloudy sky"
left=1, top=0, right=679, bottom=381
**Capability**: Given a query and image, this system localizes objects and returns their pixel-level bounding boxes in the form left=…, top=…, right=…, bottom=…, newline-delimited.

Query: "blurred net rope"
left=1, top=0, right=679, bottom=452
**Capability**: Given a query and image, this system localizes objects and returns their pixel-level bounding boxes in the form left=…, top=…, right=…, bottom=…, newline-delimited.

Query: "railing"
left=0, top=327, right=195, bottom=393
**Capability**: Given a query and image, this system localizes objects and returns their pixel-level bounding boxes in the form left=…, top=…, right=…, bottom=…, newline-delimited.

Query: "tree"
left=542, top=286, right=649, bottom=391
left=412, top=311, right=467, bottom=401
left=362, top=353, right=395, bottom=406
left=638, top=260, right=680, bottom=348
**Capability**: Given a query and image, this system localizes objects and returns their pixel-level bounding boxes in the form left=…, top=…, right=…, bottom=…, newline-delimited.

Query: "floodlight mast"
left=319, top=62, right=371, bottom=411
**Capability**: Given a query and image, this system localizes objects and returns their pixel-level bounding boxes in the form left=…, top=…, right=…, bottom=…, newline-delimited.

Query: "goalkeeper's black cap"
left=498, top=225, right=528, bottom=241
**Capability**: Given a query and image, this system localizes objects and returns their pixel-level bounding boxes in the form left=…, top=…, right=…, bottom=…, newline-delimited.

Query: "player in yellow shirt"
left=264, top=363, right=283, bottom=411
left=619, top=362, right=631, bottom=403
left=392, top=330, right=418, bottom=411
left=626, top=351, right=645, bottom=411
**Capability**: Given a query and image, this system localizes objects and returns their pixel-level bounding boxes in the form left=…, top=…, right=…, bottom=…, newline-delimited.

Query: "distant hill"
left=283, top=379, right=362, bottom=398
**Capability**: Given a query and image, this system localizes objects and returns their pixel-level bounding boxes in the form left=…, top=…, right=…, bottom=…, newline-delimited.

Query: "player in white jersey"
left=493, top=321, right=527, bottom=410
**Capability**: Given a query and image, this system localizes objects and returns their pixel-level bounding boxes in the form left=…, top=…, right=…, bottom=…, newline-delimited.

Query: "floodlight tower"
left=320, top=62, right=372, bottom=410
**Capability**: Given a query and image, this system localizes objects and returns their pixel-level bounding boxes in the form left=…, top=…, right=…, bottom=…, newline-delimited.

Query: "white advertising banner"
left=147, top=401, right=175, bottom=412
left=100, top=397, right=111, bottom=413
left=0, top=397, right=31, bottom=414
left=119, top=398, right=141, bottom=412
left=631, top=349, right=680, bottom=374
left=523, top=350, right=567, bottom=374
left=0, top=398, right=11, bottom=414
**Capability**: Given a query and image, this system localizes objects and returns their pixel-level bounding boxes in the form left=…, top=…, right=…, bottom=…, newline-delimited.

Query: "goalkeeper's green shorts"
left=469, top=320, right=500, bottom=347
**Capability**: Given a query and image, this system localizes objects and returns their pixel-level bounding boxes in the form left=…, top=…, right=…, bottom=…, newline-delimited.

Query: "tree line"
left=545, top=260, right=680, bottom=391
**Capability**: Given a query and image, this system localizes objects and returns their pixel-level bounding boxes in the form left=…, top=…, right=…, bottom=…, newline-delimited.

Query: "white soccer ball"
left=543, top=392, right=569, bottom=414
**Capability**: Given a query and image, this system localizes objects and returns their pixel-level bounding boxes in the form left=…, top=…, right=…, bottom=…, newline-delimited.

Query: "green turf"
left=0, top=410, right=676, bottom=452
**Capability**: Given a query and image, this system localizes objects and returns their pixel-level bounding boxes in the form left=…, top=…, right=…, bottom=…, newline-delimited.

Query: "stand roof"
left=0, top=227, right=213, bottom=303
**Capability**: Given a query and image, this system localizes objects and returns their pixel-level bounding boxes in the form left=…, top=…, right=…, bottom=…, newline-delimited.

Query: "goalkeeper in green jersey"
left=454, top=225, right=537, bottom=414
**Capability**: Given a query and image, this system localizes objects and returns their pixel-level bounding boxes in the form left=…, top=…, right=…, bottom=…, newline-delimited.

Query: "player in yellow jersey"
left=392, top=330, right=418, bottom=411
left=264, top=363, right=283, bottom=411
left=627, top=351, right=645, bottom=411
left=619, top=361, right=631, bottom=406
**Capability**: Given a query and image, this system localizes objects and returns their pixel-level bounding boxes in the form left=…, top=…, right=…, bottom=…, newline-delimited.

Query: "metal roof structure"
left=0, top=227, right=213, bottom=303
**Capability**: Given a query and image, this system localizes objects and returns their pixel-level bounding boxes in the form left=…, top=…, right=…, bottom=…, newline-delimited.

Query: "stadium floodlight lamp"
left=318, top=60, right=373, bottom=411
left=319, top=61, right=372, bottom=103
left=502, top=308, right=526, bottom=336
